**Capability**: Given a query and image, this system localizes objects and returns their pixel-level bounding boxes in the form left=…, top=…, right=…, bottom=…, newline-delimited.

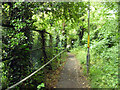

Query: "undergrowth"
left=70, top=46, right=118, bottom=88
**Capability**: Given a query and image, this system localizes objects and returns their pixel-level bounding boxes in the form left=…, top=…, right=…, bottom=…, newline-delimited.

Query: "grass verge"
left=70, top=46, right=118, bottom=88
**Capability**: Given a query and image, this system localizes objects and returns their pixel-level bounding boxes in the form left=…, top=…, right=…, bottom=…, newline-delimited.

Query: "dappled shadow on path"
left=56, top=53, right=89, bottom=88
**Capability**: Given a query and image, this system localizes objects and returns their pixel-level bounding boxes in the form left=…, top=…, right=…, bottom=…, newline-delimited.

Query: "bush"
left=70, top=45, right=118, bottom=88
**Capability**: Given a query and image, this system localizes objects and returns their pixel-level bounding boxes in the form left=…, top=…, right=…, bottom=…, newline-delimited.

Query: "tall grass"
left=70, top=46, right=118, bottom=88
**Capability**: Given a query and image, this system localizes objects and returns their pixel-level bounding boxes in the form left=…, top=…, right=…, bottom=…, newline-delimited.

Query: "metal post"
left=0, top=2, right=2, bottom=90
left=87, top=1, right=90, bottom=75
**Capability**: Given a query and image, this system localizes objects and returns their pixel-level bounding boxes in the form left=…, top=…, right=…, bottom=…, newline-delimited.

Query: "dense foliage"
left=1, top=2, right=87, bottom=89
left=71, top=2, right=118, bottom=88
left=1, top=2, right=119, bottom=89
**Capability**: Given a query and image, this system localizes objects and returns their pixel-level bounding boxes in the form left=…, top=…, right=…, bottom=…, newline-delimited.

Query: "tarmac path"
left=56, top=53, right=89, bottom=88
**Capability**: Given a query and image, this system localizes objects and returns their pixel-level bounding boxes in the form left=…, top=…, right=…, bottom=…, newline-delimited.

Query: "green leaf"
left=25, top=48, right=29, bottom=51
left=37, top=83, right=45, bottom=89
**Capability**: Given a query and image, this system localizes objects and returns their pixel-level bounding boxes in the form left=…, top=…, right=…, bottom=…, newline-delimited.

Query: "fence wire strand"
left=6, top=46, right=70, bottom=90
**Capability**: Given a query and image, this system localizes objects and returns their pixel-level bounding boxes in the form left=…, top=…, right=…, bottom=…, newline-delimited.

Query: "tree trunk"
left=40, top=30, right=48, bottom=86
left=62, top=20, right=67, bottom=48
left=40, top=30, right=47, bottom=64
left=78, top=26, right=85, bottom=45
left=56, top=34, right=60, bottom=47
left=49, top=34, right=53, bottom=58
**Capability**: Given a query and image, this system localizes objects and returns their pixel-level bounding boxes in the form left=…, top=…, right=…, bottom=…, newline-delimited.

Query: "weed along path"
left=56, top=53, right=89, bottom=88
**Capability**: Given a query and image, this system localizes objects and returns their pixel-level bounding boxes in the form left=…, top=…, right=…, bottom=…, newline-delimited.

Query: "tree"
left=2, top=2, right=37, bottom=88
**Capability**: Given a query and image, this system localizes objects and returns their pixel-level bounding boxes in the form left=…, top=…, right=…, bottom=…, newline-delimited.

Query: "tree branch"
left=32, top=29, right=51, bottom=35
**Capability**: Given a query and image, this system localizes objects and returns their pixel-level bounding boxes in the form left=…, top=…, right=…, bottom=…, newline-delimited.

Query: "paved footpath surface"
left=56, top=53, right=89, bottom=88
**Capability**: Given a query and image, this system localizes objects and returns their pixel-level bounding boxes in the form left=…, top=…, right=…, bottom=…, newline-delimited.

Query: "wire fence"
left=6, top=45, right=70, bottom=90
